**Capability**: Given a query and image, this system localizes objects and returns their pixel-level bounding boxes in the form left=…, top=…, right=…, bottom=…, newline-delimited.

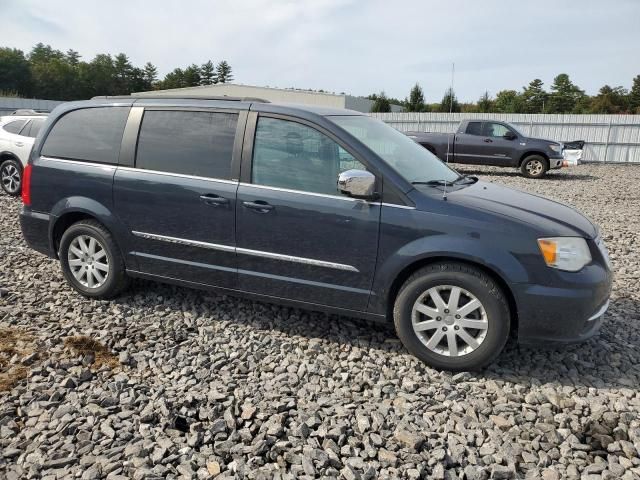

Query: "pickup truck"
left=406, top=120, right=565, bottom=178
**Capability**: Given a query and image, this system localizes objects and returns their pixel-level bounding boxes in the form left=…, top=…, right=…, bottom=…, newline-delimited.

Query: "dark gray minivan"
left=19, top=96, right=612, bottom=370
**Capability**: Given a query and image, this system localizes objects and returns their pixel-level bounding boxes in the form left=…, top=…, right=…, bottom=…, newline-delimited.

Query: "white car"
left=0, top=113, right=47, bottom=196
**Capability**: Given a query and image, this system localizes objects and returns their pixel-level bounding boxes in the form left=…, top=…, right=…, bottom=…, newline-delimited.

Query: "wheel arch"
left=519, top=151, right=549, bottom=166
left=386, top=256, right=519, bottom=336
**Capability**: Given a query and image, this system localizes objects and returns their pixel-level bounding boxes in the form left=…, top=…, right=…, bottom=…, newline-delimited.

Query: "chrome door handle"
left=242, top=200, right=274, bottom=213
left=483, top=138, right=493, bottom=143
left=200, top=194, right=229, bottom=206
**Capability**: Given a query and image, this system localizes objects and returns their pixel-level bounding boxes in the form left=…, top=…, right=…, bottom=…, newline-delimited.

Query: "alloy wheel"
left=1, top=164, right=21, bottom=194
left=411, top=285, right=489, bottom=357
left=67, top=235, right=110, bottom=288
left=526, top=159, right=543, bottom=176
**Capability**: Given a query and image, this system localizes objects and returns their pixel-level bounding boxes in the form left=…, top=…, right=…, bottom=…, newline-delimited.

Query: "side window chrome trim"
left=117, top=166, right=238, bottom=185
left=131, top=231, right=359, bottom=272
left=40, top=156, right=117, bottom=169
left=238, top=182, right=381, bottom=204
left=381, top=203, right=416, bottom=210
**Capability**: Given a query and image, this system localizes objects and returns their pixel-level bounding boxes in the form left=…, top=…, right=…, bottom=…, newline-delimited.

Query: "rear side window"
left=41, top=107, right=130, bottom=164
left=465, top=122, right=482, bottom=135
left=2, top=119, right=27, bottom=134
left=135, top=110, right=238, bottom=179
left=25, top=118, right=46, bottom=138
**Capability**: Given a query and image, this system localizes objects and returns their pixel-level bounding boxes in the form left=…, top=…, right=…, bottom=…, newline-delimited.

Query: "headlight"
left=549, top=144, right=563, bottom=153
left=537, top=237, right=592, bottom=272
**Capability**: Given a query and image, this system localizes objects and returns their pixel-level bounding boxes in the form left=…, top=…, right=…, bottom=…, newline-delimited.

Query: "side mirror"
left=503, top=131, right=517, bottom=140
left=337, top=169, right=377, bottom=199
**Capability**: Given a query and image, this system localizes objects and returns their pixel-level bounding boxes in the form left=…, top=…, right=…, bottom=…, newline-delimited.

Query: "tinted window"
left=483, top=123, right=511, bottom=138
left=136, top=110, right=238, bottom=179
left=252, top=117, right=367, bottom=196
left=465, top=122, right=482, bottom=135
left=26, top=118, right=46, bottom=138
left=41, top=107, right=129, bottom=164
left=3, top=120, right=27, bottom=134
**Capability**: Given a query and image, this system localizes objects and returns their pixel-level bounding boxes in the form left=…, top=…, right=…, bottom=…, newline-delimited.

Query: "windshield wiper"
left=412, top=175, right=477, bottom=186
left=453, top=175, right=478, bottom=185
left=411, top=179, right=451, bottom=186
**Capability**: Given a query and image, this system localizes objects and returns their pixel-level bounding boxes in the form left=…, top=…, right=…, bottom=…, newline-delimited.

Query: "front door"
left=235, top=115, right=380, bottom=311
left=474, top=122, right=516, bottom=166
left=114, top=108, right=242, bottom=288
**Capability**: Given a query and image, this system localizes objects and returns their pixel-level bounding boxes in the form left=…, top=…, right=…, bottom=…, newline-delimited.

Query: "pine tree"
left=439, top=88, right=460, bottom=113
left=521, top=79, right=547, bottom=113
left=113, top=53, right=133, bottom=94
left=547, top=74, right=586, bottom=113
left=143, top=62, right=158, bottom=88
left=215, top=61, right=233, bottom=83
left=493, top=90, right=524, bottom=113
left=590, top=85, right=629, bottom=114
left=629, top=75, right=640, bottom=113
left=183, top=64, right=202, bottom=87
left=200, top=61, right=216, bottom=85
left=65, top=49, right=80, bottom=66
left=370, top=92, right=391, bottom=112
left=477, top=91, right=493, bottom=113
left=406, top=83, right=425, bottom=112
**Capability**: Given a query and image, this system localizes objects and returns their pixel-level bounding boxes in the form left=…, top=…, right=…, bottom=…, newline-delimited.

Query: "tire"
left=59, top=220, right=130, bottom=298
left=520, top=155, right=548, bottom=179
left=0, top=158, right=22, bottom=196
left=393, top=262, right=510, bottom=371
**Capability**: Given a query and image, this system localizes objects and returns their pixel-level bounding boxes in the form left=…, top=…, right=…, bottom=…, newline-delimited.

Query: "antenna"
left=443, top=62, right=455, bottom=201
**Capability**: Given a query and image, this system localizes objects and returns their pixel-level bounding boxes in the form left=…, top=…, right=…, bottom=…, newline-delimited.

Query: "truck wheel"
left=59, top=220, right=130, bottom=299
left=520, top=155, right=548, bottom=178
left=0, top=158, right=22, bottom=196
left=393, top=262, right=510, bottom=371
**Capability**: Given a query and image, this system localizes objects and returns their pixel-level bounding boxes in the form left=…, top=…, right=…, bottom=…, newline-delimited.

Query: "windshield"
left=331, top=115, right=459, bottom=184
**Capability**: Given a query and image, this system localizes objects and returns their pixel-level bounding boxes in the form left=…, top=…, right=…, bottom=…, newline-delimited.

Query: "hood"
left=525, top=136, right=562, bottom=147
left=443, top=181, right=597, bottom=238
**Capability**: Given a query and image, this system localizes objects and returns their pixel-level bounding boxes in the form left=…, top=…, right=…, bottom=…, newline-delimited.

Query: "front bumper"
left=514, top=262, right=612, bottom=344
left=549, top=154, right=564, bottom=170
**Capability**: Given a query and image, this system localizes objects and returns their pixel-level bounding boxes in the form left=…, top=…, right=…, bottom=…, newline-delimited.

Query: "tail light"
left=21, top=164, right=32, bottom=206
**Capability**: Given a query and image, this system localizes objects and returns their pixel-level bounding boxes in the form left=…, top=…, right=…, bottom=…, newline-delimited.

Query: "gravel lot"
left=1, top=164, right=639, bottom=480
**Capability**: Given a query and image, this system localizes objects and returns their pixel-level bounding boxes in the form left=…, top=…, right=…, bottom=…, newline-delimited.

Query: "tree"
left=143, top=62, right=158, bottom=89
left=215, top=61, right=233, bottom=83
left=0, top=48, right=32, bottom=96
left=493, top=90, right=524, bottom=113
left=65, top=49, right=80, bottom=66
left=477, top=91, right=493, bottom=113
left=161, top=68, right=186, bottom=89
left=629, top=75, right=640, bottom=113
left=439, top=88, right=460, bottom=113
left=200, top=60, right=216, bottom=85
left=590, top=85, right=629, bottom=114
left=405, top=83, right=426, bottom=112
left=547, top=74, right=586, bottom=113
left=521, top=79, right=547, bottom=113
left=370, top=92, right=391, bottom=112
left=183, top=64, right=202, bottom=87
left=113, top=53, right=133, bottom=94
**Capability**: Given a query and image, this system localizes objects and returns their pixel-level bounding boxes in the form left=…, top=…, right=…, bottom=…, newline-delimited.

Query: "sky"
left=2, top=0, right=639, bottom=102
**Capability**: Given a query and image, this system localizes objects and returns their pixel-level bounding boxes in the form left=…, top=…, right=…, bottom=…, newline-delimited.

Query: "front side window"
left=252, top=117, right=366, bottom=196
left=2, top=119, right=27, bottom=134
left=136, top=110, right=238, bottom=179
left=331, top=115, right=459, bottom=185
left=41, top=107, right=130, bottom=164
left=483, top=123, right=511, bottom=138
left=465, top=122, right=482, bottom=135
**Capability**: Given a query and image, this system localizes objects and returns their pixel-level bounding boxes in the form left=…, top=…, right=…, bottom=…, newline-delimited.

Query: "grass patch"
left=64, top=335, right=119, bottom=370
left=0, top=327, right=36, bottom=392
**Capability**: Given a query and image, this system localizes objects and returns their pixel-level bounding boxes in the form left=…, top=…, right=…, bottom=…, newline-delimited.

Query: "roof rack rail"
left=10, top=109, right=49, bottom=116
left=91, top=95, right=270, bottom=103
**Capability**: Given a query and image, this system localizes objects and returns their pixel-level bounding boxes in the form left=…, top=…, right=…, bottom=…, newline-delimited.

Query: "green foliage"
left=590, top=85, right=629, bottom=114
left=477, top=91, right=493, bottom=113
left=521, top=79, right=547, bottom=113
left=370, top=92, right=391, bottom=112
left=439, top=88, right=460, bottom=113
left=215, top=61, right=233, bottom=83
left=0, top=43, right=234, bottom=100
left=493, top=90, right=524, bottom=113
left=405, top=83, right=426, bottom=112
left=629, top=75, right=640, bottom=113
left=547, top=74, right=586, bottom=114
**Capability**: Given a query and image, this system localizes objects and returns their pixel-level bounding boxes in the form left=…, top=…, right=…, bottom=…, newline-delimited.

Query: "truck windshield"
left=331, top=116, right=459, bottom=184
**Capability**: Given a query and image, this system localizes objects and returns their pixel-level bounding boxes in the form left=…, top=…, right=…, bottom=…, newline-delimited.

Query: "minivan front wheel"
left=59, top=220, right=130, bottom=298
left=0, top=158, right=22, bottom=196
left=393, top=262, right=510, bottom=371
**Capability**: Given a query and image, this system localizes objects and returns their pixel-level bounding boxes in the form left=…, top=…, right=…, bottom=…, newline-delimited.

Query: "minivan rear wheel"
left=393, top=262, right=510, bottom=371
left=59, top=220, right=130, bottom=298
left=0, top=158, right=22, bottom=196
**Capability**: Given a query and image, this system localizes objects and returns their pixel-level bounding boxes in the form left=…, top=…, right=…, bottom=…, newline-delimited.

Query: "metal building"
left=132, top=84, right=404, bottom=113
